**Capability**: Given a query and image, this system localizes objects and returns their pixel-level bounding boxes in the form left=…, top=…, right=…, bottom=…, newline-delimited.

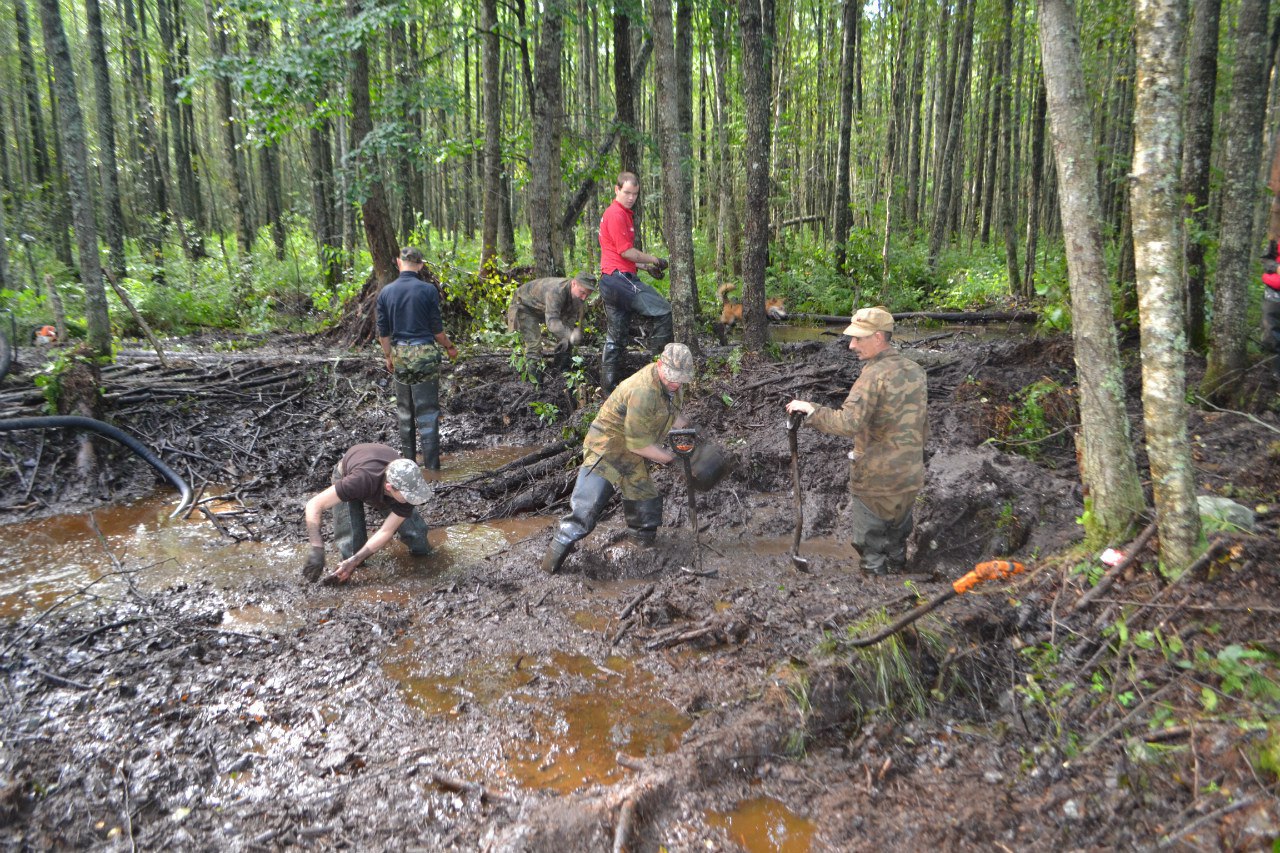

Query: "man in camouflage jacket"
left=540, top=343, right=694, bottom=574
left=786, top=306, right=928, bottom=575
left=506, top=272, right=596, bottom=376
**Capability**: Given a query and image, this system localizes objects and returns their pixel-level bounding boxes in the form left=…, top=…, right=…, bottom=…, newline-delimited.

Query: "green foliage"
left=832, top=608, right=955, bottom=723
left=1017, top=641, right=1076, bottom=746
left=529, top=400, right=560, bottom=426
left=992, top=377, right=1076, bottom=462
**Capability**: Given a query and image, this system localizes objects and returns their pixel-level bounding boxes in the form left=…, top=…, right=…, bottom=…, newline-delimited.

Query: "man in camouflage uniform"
left=786, top=306, right=927, bottom=575
left=540, top=342, right=695, bottom=574
left=506, top=271, right=596, bottom=377
left=377, top=247, right=460, bottom=469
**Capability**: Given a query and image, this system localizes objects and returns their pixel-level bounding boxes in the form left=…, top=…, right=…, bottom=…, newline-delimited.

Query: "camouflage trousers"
left=849, top=492, right=915, bottom=575
left=391, top=342, right=442, bottom=384
left=582, top=450, right=659, bottom=501
left=507, top=303, right=549, bottom=356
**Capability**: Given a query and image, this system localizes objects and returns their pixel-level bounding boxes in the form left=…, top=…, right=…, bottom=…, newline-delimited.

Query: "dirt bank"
left=1, top=328, right=1277, bottom=850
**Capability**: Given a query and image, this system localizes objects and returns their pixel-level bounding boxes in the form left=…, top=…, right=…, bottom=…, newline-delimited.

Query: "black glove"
left=650, top=258, right=668, bottom=280
left=303, top=545, right=325, bottom=583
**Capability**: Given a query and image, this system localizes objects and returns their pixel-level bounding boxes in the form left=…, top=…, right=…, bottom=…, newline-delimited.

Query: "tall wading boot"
left=396, top=509, right=433, bottom=556
left=333, top=500, right=368, bottom=560
left=601, top=302, right=631, bottom=395
left=622, top=496, right=664, bottom=546
left=411, top=380, right=441, bottom=470
left=394, top=380, right=417, bottom=460
left=541, top=467, right=616, bottom=574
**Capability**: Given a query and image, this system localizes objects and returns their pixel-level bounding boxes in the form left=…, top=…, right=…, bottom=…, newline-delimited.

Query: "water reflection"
left=706, top=796, right=817, bottom=852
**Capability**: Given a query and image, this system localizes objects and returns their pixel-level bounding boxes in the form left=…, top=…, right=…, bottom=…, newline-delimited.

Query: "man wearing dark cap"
left=377, top=247, right=460, bottom=470
left=303, top=443, right=434, bottom=585
left=786, top=306, right=928, bottom=576
left=598, top=171, right=673, bottom=394
left=507, top=271, right=596, bottom=378
left=541, top=343, right=694, bottom=574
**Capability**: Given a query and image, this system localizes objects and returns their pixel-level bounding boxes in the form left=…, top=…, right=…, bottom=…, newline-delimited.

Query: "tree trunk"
left=119, top=0, right=167, bottom=282
left=310, top=120, right=342, bottom=294
left=1132, top=0, right=1202, bottom=572
left=340, top=0, right=401, bottom=344
left=739, top=0, right=775, bottom=354
left=1181, top=0, right=1220, bottom=353
left=711, top=3, right=739, bottom=278
left=249, top=18, right=285, bottom=261
left=1022, top=77, right=1047, bottom=297
left=653, top=0, right=699, bottom=354
left=203, top=0, right=252, bottom=259
left=997, top=0, right=1022, bottom=295
left=1203, top=0, right=1270, bottom=402
left=83, top=0, right=127, bottom=284
left=36, top=0, right=111, bottom=358
left=529, top=0, right=564, bottom=277
left=155, top=0, right=201, bottom=256
left=614, top=10, right=639, bottom=177
left=831, top=0, right=858, bottom=272
left=1038, top=0, right=1146, bottom=543
left=928, top=0, right=973, bottom=268
left=480, top=0, right=501, bottom=274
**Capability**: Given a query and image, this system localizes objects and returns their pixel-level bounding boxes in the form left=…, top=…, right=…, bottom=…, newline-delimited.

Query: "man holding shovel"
left=540, top=343, right=693, bottom=574
left=785, top=306, right=927, bottom=575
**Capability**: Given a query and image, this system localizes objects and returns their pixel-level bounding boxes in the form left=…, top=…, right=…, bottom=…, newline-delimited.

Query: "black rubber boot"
left=395, top=380, right=416, bottom=460
left=396, top=510, right=433, bottom=556
left=411, top=380, right=441, bottom=470
left=540, top=539, right=573, bottom=574
left=601, top=302, right=631, bottom=395
left=334, top=500, right=368, bottom=560
left=542, top=468, right=616, bottom=573
left=622, top=496, right=663, bottom=546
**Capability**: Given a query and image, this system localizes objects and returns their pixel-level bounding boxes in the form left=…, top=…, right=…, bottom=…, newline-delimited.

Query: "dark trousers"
left=600, top=272, right=673, bottom=393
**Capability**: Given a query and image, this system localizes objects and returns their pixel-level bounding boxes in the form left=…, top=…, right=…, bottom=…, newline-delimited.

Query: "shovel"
left=786, top=412, right=809, bottom=572
left=668, top=428, right=704, bottom=574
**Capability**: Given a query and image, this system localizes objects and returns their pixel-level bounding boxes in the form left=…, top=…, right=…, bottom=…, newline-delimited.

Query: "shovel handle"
left=952, top=560, right=1026, bottom=595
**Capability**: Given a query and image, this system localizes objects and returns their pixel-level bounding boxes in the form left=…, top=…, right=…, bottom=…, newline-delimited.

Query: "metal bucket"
left=688, top=440, right=733, bottom=492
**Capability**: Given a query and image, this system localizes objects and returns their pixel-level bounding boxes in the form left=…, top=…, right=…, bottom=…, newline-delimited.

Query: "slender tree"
left=1203, top=0, right=1270, bottom=401
left=831, top=0, right=858, bottom=272
left=738, top=0, right=775, bottom=354
left=1181, top=0, right=1221, bottom=352
left=36, top=0, right=111, bottom=357
left=1038, top=0, right=1146, bottom=542
left=84, top=0, right=126, bottom=283
left=479, top=0, right=501, bottom=274
left=529, top=0, right=564, bottom=276
left=653, top=0, right=699, bottom=353
left=1132, top=0, right=1201, bottom=571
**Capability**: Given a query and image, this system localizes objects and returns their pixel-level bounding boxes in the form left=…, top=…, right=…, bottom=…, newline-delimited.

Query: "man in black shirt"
left=377, top=247, right=459, bottom=469
left=303, top=443, right=434, bottom=584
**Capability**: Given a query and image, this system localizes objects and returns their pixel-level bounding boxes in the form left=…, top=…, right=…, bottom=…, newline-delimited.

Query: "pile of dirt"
left=1, top=328, right=1277, bottom=850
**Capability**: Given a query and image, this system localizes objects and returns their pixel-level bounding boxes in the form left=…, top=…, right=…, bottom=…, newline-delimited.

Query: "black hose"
left=0, top=415, right=194, bottom=518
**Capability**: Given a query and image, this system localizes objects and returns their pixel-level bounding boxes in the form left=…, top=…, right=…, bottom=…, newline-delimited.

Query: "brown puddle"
left=706, top=796, right=817, bottom=852
left=384, top=646, right=690, bottom=793
left=424, top=445, right=544, bottom=483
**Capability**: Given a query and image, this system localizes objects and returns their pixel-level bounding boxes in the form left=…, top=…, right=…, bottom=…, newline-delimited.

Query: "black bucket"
left=688, top=440, right=733, bottom=491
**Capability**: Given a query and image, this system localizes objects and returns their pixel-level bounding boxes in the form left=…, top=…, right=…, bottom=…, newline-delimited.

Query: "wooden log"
left=790, top=310, right=1039, bottom=325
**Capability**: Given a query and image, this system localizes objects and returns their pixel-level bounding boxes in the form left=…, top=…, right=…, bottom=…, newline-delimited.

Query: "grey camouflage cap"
left=385, top=458, right=432, bottom=505
left=659, top=343, right=695, bottom=383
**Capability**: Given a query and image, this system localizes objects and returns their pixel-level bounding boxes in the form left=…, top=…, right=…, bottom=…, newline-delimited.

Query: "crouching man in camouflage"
left=506, top=271, right=596, bottom=379
left=786, top=307, right=927, bottom=575
left=540, top=343, right=694, bottom=574
left=303, top=443, right=434, bottom=585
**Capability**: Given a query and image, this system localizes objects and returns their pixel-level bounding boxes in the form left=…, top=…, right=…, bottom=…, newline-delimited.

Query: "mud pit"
left=1, top=329, right=1278, bottom=850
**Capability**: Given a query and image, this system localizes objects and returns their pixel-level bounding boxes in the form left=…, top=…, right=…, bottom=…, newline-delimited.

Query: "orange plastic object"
left=952, top=560, right=1026, bottom=595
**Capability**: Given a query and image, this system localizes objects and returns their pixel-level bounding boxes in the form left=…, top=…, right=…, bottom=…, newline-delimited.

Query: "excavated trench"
left=1, top=325, right=1278, bottom=850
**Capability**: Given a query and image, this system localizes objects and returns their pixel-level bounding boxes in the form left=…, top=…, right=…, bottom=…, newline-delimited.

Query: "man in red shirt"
left=598, top=171, right=672, bottom=394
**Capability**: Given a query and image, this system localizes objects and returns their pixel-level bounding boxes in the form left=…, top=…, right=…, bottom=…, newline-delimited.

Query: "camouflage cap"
left=659, top=343, right=695, bottom=383
left=844, top=306, right=894, bottom=337
left=385, top=458, right=431, bottom=505
left=573, top=272, right=597, bottom=292
left=399, top=246, right=424, bottom=264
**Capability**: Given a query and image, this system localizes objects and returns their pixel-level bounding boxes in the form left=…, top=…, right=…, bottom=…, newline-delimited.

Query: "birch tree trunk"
left=1132, top=0, right=1202, bottom=572
left=36, top=0, right=112, bottom=358
left=1038, top=0, right=1146, bottom=543
left=831, top=0, right=857, bottom=272
left=84, top=0, right=126, bottom=284
left=653, top=0, right=699, bottom=354
left=1203, top=0, right=1270, bottom=402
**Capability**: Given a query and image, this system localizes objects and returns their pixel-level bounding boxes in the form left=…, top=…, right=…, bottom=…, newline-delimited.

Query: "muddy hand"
left=321, top=557, right=358, bottom=586
left=786, top=400, right=814, bottom=417
left=303, top=545, right=326, bottom=583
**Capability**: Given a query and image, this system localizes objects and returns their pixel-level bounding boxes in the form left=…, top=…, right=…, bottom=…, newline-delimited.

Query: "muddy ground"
left=1, top=325, right=1278, bottom=851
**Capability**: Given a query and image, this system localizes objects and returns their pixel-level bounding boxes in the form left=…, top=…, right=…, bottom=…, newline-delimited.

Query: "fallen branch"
left=1069, top=521, right=1157, bottom=615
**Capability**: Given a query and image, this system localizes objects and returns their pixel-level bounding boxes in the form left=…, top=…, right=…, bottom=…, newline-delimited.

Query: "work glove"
left=302, top=545, right=326, bottom=583
left=650, top=257, right=669, bottom=280
left=569, top=329, right=583, bottom=346
left=553, top=338, right=572, bottom=354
